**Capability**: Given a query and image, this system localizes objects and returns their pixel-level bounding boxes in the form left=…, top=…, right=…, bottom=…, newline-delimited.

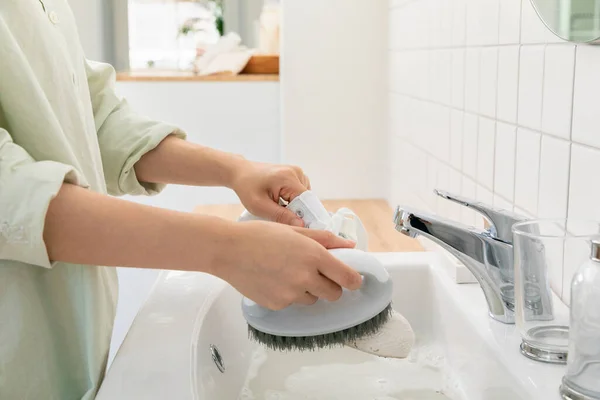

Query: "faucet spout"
left=395, top=206, right=515, bottom=324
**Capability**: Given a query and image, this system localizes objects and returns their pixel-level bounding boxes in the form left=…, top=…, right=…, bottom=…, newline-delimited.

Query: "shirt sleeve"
left=0, top=129, right=86, bottom=268
left=85, top=60, right=186, bottom=196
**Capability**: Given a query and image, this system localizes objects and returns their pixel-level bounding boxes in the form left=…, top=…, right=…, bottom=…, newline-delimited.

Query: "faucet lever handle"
left=434, top=189, right=526, bottom=243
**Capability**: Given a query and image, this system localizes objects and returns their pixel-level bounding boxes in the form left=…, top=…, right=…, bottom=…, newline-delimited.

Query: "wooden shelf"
left=192, top=200, right=424, bottom=253
left=241, top=55, right=280, bottom=75
left=116, top=70, right=279, bottom=82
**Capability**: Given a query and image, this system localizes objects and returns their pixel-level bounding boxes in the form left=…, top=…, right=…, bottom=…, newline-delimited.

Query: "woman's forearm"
left=134, top=135, right=248, bottom=188
left=43, top=183, right=234, bottom=272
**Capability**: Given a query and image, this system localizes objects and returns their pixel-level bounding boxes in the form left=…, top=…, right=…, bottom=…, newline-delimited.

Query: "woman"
left=0, top=2, right=361, bottom=399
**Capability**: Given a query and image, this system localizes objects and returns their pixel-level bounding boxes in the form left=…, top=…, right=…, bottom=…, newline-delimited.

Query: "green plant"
left=178, top=24, right=194, bottom=37
left=177, top=0, right=224, bottom=38
left=210, top=0, right=224, bottom=36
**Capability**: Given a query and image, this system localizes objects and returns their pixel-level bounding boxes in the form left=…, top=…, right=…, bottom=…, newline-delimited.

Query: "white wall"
left=281, top=0, right=389, bottom=200
left=388, top=0, right=599, bottom=304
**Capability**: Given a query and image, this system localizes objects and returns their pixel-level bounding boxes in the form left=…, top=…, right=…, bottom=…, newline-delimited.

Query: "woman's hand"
left=230, top=161, right=311, bottom=227
left=215, top=221, right=361, bottom=310
left=135, top=138, right=312, bottom=226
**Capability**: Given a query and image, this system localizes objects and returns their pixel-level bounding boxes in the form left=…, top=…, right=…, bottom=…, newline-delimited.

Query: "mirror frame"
left=530, top=0, right=600, bottom=44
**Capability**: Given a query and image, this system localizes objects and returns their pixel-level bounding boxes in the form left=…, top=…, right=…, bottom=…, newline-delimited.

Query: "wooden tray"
left=241, top=54, right=279, bottom=75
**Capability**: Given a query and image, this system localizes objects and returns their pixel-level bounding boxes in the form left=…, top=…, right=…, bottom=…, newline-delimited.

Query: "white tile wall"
left=541, top=45, right=576, bottom=139
left=494, top=122, right=517, bottom=200
left=572, top=46, right=600, bottom=149
left=451, top=49, right=465, bottom=108
left=494, top=194, right=513, bottom=212
left=388, top=0, right=598, bottom=302
left=568, top=145, right=600, bottom=222
left=451, top=1, right=466, bottom=46
left=433, top=50, right=453, bottom=105
left=538, top=136, right=570, bottom=219
left=446, top=169, right=464, bottom=220
left=496, top=46, right=520, bottom=123
left=498, top=0, right=521, bottom=44
left=464, top=49, right=481, bottom=112
left=476, top=117, right=495, bottom=189
left=479, top=48, right=498, bottom=118
left=517, top=45, right=545, bottom=130
left=515, top=128, right=541, bottom=214
left=450, top=110, right=464, bottom=169
left=461, top=176, right=478, bottom=226
left=462, top=113, right=478, bottom=178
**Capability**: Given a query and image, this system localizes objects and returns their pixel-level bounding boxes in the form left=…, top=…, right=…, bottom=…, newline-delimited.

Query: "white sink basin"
left=97, top=253, right=566, bottom=399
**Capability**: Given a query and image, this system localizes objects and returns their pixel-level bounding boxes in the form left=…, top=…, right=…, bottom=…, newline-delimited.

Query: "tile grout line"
left=511, top=36, right=523, bottom=212
left=458, top=111, right=465, bottom=180
left=518, top=0, right=524, bottom=44
left=569, top=45, right=578, bottom=144
left=561, top=45, right=578, bottom=298
left=534, top=44, right=548, bottom=216
left=492, top=2, right=502, bottom=195
left=447, top=0, right=457, bottom=166
left=491, top=117, right=497, bottom=197
left=561, top=143, right=574, bottom=299
left=474, top=115, right=480, bottom=200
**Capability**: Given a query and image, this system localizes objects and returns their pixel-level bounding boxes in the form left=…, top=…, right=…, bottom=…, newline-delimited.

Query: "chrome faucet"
left=394, top=190, right=527, bottom=324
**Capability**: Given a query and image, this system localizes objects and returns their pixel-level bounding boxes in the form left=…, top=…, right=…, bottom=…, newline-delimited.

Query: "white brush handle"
left=243, top=248, right=390, bottom=318
left=237, top=191, right=368, bottom=250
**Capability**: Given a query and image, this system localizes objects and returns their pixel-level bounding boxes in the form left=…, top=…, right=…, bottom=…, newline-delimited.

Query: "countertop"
left=116, top=70, right=279, bottom=82
left=193, top=199, right=424, bottom=253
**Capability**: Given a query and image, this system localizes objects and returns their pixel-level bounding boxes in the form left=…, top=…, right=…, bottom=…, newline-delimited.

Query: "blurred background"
left=71, top=0, right=270, bottom=70
left=69, top=0, right=600, bottom=369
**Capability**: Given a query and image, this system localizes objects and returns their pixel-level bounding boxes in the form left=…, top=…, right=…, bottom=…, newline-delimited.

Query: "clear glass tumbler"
left=512, top=219, right=600, bottom=364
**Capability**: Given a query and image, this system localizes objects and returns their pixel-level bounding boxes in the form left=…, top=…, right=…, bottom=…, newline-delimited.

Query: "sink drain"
left=210, top=345, right=225, bottom=373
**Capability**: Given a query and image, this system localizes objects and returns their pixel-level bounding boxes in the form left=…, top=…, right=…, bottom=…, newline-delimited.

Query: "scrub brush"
left=242, top=248, right=394, bottom=351
left=238, top=190, right=415, bottom=357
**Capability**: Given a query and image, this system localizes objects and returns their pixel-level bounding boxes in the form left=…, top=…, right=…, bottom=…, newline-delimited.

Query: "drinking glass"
left=512, top=219, right=600, bottom=364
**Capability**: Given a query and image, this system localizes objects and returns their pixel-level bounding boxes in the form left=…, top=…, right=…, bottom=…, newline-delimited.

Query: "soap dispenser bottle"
left=560, top=240, right=600, bottom=400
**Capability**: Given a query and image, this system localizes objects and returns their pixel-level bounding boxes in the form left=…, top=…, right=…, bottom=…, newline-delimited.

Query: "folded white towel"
left=194, top=33, right=255, bottom=76
left=238, top=191, right=415, bottom=359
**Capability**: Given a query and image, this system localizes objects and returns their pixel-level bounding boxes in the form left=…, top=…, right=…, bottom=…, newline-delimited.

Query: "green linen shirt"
left=0, top=1, right=184, bottom=399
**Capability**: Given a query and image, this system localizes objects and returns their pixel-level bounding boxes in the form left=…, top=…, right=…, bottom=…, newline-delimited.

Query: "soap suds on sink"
left=238, top=344, right=463, bottom=400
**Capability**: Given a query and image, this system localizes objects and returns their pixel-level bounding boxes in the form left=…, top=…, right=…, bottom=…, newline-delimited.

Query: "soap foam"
left=238, top=344, right=463, bottom=400
left=346, top=310, right=415, bottom=359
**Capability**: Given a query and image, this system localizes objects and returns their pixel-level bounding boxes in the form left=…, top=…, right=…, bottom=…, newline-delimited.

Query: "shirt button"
left=49, top=11, right=59, bottom=24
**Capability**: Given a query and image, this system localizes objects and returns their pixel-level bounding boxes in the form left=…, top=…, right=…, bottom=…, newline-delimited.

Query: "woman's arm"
left=43, top=184, right=362, bottom=310
left=43, top=183, right=232, bottom=272
left=134, top=135, right=247, bottom=188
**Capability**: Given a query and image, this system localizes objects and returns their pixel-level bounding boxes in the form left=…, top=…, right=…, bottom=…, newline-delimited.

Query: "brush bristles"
left=248, top=304, right=393, bottom=352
